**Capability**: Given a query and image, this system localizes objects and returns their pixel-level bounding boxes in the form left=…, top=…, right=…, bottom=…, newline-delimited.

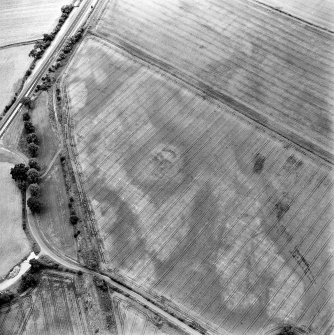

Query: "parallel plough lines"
left=65, top=36, right=333, bottom=333
left=95, top=0, right=334, bottom=153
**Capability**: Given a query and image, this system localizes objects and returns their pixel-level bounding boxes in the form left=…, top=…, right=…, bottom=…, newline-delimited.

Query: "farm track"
left=0, top=39, right=39, bottom=50
left=90, top=32, right=333, bottom=167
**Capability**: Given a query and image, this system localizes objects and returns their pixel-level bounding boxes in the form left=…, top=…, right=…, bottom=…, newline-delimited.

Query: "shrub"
left=0, top=291, right=15, bottom=305
left=19, top=273, right=39, bottom=292
left=70, top=214, right=79, bottom=225
left=27, top=168, right=40, bottom=184
left=24, top=121, right=35, bottom=133
left=28, top=143, right=39, bottom=157
left=22, top=112, right=30, bottom=121
left=27, top=196, right=42, bottom=213
left=26, top=132, right=39, bottom=144
left=29, top=184, right=41, bottom=197
left=28, top=158, right=41, bottom=170
left=10, top=163, right=29, bottom=182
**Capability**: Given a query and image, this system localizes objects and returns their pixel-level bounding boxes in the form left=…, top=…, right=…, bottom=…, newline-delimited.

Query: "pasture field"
left=31, top=92, right=60, bottom=169
left=252, top=0, right=334, bottom=31
left=32, top=161, right=77, bottom=260
left=0, top=0, right=70, bottom=46
left=113, top=293, right=188, bottom=335
left=0, top=272, right=106, bottom=335
left=0, top=147, right=30, bottom=279
left=0, top=45, right=32, bottom=112
left=63, top=37, right=334, bottom=335
left=94, top=0, right=334, bottom=161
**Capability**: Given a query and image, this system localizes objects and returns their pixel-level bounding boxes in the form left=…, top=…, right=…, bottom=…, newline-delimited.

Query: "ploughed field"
left=0, top=0, right=69, bottom=46
left=94, top=0, right=334, bottom=162
left=0, top=273, right=92, bottom=335
left=113, top=293, right=187, bottom=335
left=63, top=37, right=333, bottom=334
left=251, top=0, right=334, bottom=31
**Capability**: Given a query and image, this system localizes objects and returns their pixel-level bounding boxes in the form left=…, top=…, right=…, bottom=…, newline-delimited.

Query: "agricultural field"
left=0, top=45, right=32, bottom=112
left=0, top=0, right=70, bottom=47
left=0, top=272, right=108, bottom=335
left=0, top=147, right=30, bottom=279
left=113, top=293, right=187, bottom=335
left=252, top=0, right=334, bottom=31
left=94, top=0, right=334, bottom=161
left=63, top=36, right=334, bottom=334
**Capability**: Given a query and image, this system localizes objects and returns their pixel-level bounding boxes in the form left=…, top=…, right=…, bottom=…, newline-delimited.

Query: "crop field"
left=33, top=161, right=77, bottom=260
left=94, top=0, right=334, bottom=161
left=63, top=37, right=334, bottom=334
left=0, top=0, right=70, bottom=46
left=0, top=147, right=30, bottom=279
left=113, top=293, right=187, bottom=335
left=0, top=272, right=94, bottom=335
left=0, top=45, right=32, bottom=112
left=253, top=0, right=334, bottom=31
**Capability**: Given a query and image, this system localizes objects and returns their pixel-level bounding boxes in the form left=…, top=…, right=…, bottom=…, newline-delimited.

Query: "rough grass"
left=34, top=161, right=77, bottom=260
left=0, top=148, right=30, bottom=279
left=64, top=37, right=333, bottom=334
left=31, top=92, right=59, bottom=169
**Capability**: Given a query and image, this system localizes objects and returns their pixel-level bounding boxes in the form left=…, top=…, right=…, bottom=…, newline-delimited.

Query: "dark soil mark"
left=253, top=153, right=266, bottom=173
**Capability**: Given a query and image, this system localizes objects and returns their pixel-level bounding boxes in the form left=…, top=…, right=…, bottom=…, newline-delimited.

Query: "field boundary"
left=250, top=0, right=334, bottom=34
left=88, top=33, right=333, bottom=169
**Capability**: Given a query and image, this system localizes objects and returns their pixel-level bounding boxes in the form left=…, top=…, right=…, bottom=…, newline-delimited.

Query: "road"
left=0, top=0, right=96, bottom=139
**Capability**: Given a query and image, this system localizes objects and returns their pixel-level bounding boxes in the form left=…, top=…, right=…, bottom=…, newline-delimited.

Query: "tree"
left=27, top=168, right=40, bottom=184
left=24, top=121, right=35, bottom=133
left=70, top=214, right=79, bottom=225
left=28, top=158, right=40, bottom=171
left=26, top=133, right=39, bottom=144
left=27, top=196, right=42, bottom=214
left=0, top=291, right=14, bottom=305
left=28, top=143, right=39, bottom=157
left=10, top=163, right=28, bottom=182
left=29, top=184, right=40, bottom=197
left=22, top=112, right=30, bottom=121
left=21, top=97, right=34, bottom=109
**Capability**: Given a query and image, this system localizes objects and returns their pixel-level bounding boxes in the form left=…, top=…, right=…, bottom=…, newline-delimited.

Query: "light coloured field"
left=0, top=45, right=32, bottom=112
left=0, top=147, right=30, bottom=279
left=113, top=293, right=187, bottom=335
left=64, top=37, right=334, bottom=335
left=252, top=0, right=334, bottom=31
left=0, top=273, right=97, bottom=335
left=94, top=0, right=334, bottom=161
left=0, top=0, right=70, bottom=46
